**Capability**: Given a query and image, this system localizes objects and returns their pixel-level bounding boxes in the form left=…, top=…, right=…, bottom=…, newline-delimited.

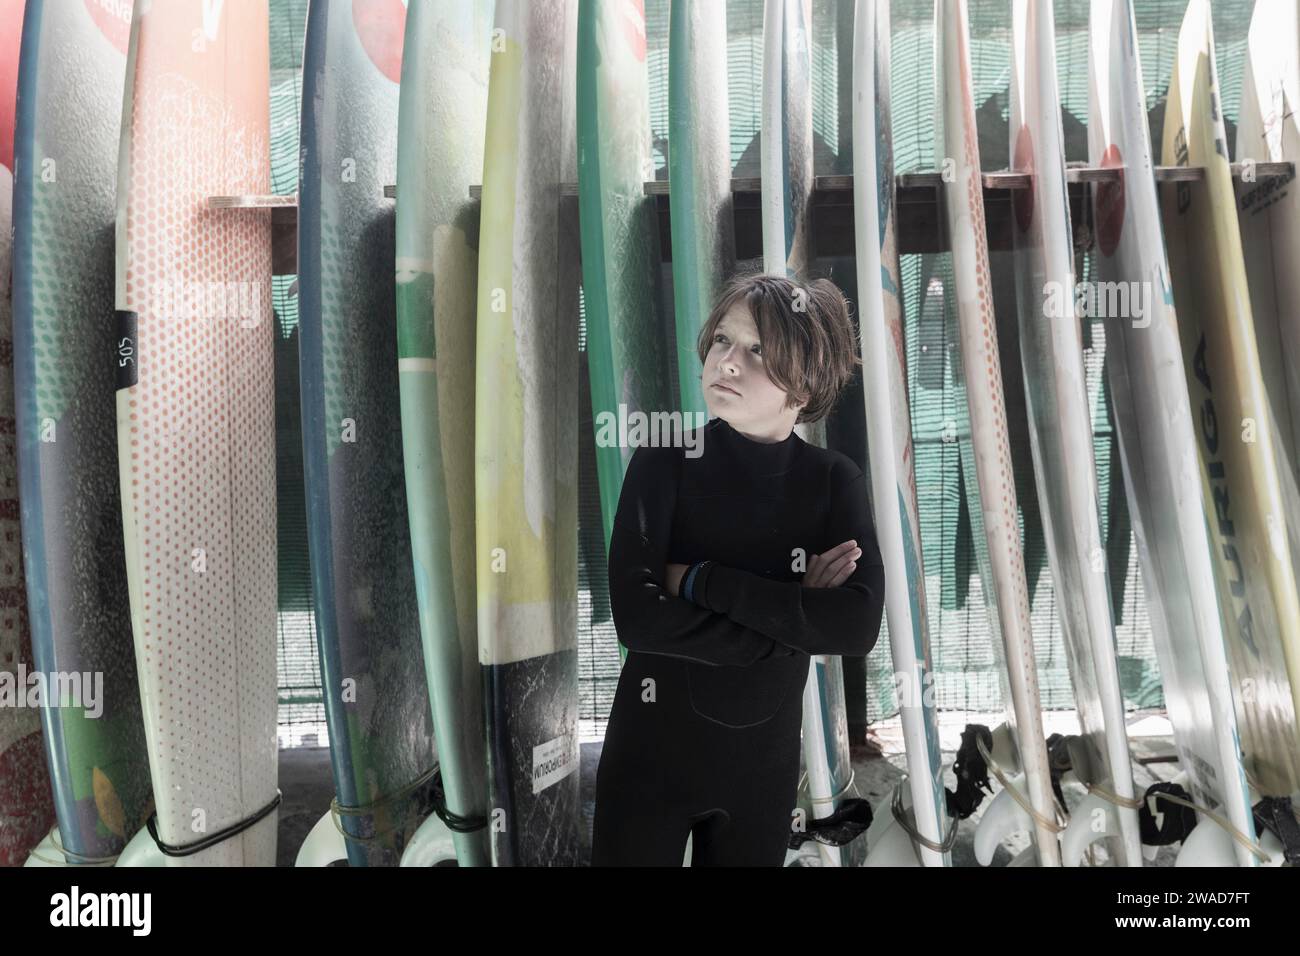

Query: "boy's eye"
left=713, top=333, right=760, bottom=356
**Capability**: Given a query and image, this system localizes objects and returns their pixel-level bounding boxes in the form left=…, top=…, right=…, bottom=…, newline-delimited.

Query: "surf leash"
left=330, top=764, right=486, bottom=845
left=787, top=799, right=874, bottom=850
left=889, top=781, right=960, bottom=855
left=1045, top=733, right=1074, bottom=811
left=145, top=790, right=283, bottom=857
left=330, top=765, right=441, bottom=846
left=1135, top=782, right=1197, bottom=846
left=790, top=768, right=872, bottom=850
left=945, top=723, right=992, bottom=819
left=1252, top=796, right=1300, bottom=865
left=975, top=733, right=1066, bottom=834
left=427, top=766, right=488, bottom=834
left=1080, top=780, right=1144, bottom=865
left=1084, top=781, right=1145, bottom=812
left=796, top=766, right=858, bottom=804
left=1241, top=764, right=1300, bottom=863
left=1132, top=782, right=1269, bottom=863
left=26, top=832, right=119, bottom=867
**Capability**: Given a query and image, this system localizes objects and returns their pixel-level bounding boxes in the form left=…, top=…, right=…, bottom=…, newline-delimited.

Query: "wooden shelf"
left=220, top=161, right=1294, bottom=275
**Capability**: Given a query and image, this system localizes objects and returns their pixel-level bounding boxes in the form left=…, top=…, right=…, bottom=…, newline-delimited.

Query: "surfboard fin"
left=973, top=774, right=1033, bottom=866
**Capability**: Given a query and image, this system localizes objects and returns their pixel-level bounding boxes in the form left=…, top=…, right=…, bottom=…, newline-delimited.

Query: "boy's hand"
left=802, top=540, right=862, bottom=589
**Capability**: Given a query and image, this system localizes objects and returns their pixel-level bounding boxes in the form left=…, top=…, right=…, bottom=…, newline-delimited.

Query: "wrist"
left=682, top=560, right=714, bottom=606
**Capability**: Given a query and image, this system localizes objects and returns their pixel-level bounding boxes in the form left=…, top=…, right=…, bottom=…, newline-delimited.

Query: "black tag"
left=115, top=310, right=137, bottom=390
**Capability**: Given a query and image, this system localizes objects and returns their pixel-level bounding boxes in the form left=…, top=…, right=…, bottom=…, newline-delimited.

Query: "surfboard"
left=11, top=0, right=150, bottom=867
left=1007, top=0, right=1140, bottom=867
left=759, top=0, right=857, bottom=867
left=851, top=0, right=949, bottom=869
left=761, top=0, right=813, bottom=280
left=394, top=0, right=494, bottom=869
left=115, top=0, right=278, bottom=867
left=0, top=0, right=57, bottom=870
left=935, top=0, right=1060, bottom=867
left=577, top=0, right=674, bottom=554
left=1089, top=0, right=1258, bottom=868
left=1161, top=0, right=1300, bottom=804
left=476, top=0, right=583, bottom=867
left=667, top=0, right=735, bottom=418
left=299, top=0, right=439, bottom=867
left=1236, top=0, right=1300, bottom=572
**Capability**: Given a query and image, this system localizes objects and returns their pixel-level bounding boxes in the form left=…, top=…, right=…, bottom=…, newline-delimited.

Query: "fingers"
left=820, top=539, right=859, bottom=563
left=823, top=548, right=861, bottom=586
left=803, top=541, right=863, bottom=588
left=827, top=557, right=858, bottom=587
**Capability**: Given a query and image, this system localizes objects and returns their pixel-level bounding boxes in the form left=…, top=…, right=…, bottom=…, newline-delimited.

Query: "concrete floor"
left=278, top=709, right=1182, bottom=866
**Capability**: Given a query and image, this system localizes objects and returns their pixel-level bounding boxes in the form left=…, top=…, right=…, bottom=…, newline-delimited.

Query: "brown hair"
left=695, top=272, right=862, bottom=424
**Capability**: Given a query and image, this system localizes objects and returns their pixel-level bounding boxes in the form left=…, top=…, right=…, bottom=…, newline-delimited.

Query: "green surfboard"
left=668, top=0, right=736, bottom=418
left=577, top=0, right=673, bottom=554
left=299, top=0, right=435, bottom=867
left=395, top=0, right=494, bottom=868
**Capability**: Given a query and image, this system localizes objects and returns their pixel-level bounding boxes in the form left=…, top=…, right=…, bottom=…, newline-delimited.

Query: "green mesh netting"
left=269, top=0, right=323, bottom=742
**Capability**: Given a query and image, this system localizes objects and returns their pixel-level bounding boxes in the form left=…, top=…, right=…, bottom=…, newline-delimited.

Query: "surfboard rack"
left=208, top=194, right=299, bottom=208
left=209, top=194, right=300, bottom=275
left=464, top=161, right=1293, bottom=260
left=224, top=160, right=1294, bottom=275
left=737, top=163, right=1295, bottom=256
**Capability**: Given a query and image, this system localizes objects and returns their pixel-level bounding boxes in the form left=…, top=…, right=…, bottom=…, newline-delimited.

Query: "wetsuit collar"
left=707, top=416, right=804, bottom=474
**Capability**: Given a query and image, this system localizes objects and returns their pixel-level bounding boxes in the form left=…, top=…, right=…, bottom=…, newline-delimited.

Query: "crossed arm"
left=607, top=444, right=886, bottom=667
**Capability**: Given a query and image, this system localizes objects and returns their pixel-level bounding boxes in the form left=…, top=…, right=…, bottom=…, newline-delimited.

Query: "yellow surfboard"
left=1161, top=0, right=1300, bottom=799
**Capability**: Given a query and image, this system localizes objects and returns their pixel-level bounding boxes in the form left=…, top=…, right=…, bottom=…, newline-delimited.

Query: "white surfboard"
left=852, top=0, right=950, bottom=867
left=115, top=0, right=279, bottom=866
left=935, top=0, right=1060, bottom=867
left=1008, top=0, right=1141, bottom=867
left=1236, top=0, right=1300, bottom=509
left=1089, top=0, right=1258, bottom=866
left=1162, top=0, right=1300, bottom=807
left=758, top=0, right=858, bottom=867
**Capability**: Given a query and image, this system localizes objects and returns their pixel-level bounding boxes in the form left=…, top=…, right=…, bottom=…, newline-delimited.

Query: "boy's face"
left=702, top=304, right=803, bottom=440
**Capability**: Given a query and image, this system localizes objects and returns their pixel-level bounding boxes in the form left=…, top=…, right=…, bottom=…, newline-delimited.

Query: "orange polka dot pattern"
left=118, top=0, right=278, bottom=866
left=941, top=0, right=1057, bottom=864
left=948, top=3, right=1036, bottom=688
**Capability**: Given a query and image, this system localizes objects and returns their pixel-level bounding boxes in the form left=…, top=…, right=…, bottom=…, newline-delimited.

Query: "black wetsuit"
left=591, top=417, right=886, bottom=866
